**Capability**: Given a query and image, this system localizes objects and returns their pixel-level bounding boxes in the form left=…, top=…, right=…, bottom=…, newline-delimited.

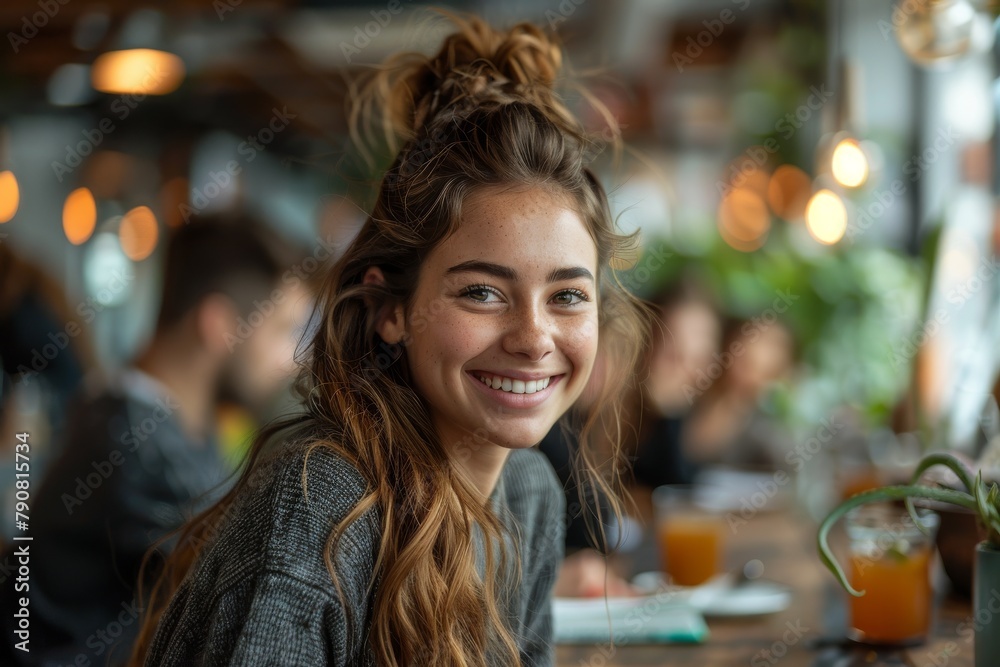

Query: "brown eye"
left=467, top=288, right=489, bottom=302
left=553, top=289, right=588, bottom=306
left=461, top=284, right=501, bottom=303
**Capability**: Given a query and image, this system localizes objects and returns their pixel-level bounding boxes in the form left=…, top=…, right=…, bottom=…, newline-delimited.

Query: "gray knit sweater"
left=144, top=432, right=566, bottom=666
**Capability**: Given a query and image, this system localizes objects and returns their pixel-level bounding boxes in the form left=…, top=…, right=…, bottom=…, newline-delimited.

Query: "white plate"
left=631, top=571, right=792, bottom=618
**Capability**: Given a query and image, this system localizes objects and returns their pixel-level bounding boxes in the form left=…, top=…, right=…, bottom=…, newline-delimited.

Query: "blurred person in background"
left=0, top=214, right=311, bottom=666
left=623, top=276, right=722, bottom=521
left=0, top=245, right=98, bottom=502
left=682, top=315, right=796, bottom=471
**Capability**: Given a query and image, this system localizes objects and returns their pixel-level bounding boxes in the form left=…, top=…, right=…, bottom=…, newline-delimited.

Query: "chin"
left=489, top=422, right=558, bottom=450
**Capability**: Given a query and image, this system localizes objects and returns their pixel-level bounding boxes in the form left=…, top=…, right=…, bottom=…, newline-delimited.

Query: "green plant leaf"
left=906, top=451, right=978, bottom=493
left=817, top=484, right=977, bottom=597
left=904, top=451, right=978, bottom=537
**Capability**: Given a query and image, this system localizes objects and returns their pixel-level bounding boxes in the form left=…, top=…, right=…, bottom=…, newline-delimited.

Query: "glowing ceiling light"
left=0, top=171, right=19, bottom=223
left=831, top=138, right=869, bottom=188
left=805, top=189, right=847, bottom=245
left=91, top=48, right=185, bottom=95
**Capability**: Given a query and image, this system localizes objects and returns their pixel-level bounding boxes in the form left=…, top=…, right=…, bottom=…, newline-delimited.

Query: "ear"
left=195, top=293, right=240, bottom=356
left=363, top=266, right=407, bottom=344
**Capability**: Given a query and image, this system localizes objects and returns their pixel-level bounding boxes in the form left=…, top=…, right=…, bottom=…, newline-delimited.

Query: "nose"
left=501, top=302, right=555, bottom=361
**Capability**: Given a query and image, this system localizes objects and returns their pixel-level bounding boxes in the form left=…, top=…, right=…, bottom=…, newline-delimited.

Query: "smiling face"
left=380, top=185, right=600, bottom=467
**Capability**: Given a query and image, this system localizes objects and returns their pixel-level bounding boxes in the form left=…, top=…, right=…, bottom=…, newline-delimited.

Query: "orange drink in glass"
left=653, top=485, right=726, bottom=586
left=839, top=466, right=883, bottom=501
left=845, top=504, right=940, bottom=645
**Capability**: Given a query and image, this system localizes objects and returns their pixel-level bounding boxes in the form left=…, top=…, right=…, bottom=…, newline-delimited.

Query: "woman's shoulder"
left=213, top=426, right=382, bottom=587
left=146, top=431, right=382, bottom=666
left=256, top=430, right=373, bottom=508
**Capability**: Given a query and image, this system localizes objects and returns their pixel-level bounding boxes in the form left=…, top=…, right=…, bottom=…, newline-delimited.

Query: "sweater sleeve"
left=519, top=527, right=563, bottom=667
left=146, top=569, right=364, bottom=667
left=227, top=571, right=354, bottom=666
left=144, top=441, right=379, bottom=667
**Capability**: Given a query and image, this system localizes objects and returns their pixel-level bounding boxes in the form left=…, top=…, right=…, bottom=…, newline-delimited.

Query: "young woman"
left=130, top=14, right=653, bottom=667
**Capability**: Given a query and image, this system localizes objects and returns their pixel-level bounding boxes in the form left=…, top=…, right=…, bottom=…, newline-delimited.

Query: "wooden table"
left=555, top=510, right=975, bottom=666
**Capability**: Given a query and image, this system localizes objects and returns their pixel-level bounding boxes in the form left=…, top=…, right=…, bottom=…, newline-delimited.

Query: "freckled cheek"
left=410, top=309, right=495, bottom=370
left=562, top=316, right=599, bottom=356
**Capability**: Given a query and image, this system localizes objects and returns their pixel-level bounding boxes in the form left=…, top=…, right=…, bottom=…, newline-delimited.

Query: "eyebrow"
left=444, top=260, right=594, bottom=283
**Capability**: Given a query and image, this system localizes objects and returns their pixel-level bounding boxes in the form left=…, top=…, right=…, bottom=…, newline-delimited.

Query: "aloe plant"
left=817, top=452, right=1000, bottom=596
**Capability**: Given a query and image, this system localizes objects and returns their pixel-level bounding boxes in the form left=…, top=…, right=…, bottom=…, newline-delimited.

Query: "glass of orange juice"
left=845, top=503, right=940, bottom=646
left=652, top=485, right=727, bottom=586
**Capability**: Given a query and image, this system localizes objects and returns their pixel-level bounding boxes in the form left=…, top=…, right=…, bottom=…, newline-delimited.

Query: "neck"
left=438, top=423, right=512, bottom=500
left=133, top=332, right=218, bottom=442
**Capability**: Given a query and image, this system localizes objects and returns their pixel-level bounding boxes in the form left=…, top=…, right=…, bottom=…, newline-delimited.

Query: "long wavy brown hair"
left=130, top=13, right=655, bottom=667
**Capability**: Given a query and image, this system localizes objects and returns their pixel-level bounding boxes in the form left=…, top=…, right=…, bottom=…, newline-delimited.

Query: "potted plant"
left=817, top=452, right=1000, bottom=666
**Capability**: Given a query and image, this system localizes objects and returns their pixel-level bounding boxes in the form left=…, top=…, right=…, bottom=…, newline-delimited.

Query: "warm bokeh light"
left=91, top=49, right=185, bottom=95
left=0, top=171, right=19, bottom=223
left=119, top=206, right=159, bottom=260
left=805, top=189, right=847, bottom=245
left=63, top=187, right=97, bottom=245
left=831, top=138, right=869, bottom=188
left=766, top=165, right=812, bottom=220
left=718, top=187, right=771, bottom=252
left=723, top=153, right=771, bottom=198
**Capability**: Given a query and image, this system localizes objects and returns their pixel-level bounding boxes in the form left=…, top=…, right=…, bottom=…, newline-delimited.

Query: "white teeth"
left=477, top=374, right=553, bottom=394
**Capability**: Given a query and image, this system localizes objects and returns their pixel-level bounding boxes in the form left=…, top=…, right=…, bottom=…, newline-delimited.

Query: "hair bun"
left=356, top=13, right=577, bottom=148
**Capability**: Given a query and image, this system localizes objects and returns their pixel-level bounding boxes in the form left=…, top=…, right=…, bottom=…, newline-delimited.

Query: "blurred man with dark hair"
left=1, top=215, right=312, bottom=666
